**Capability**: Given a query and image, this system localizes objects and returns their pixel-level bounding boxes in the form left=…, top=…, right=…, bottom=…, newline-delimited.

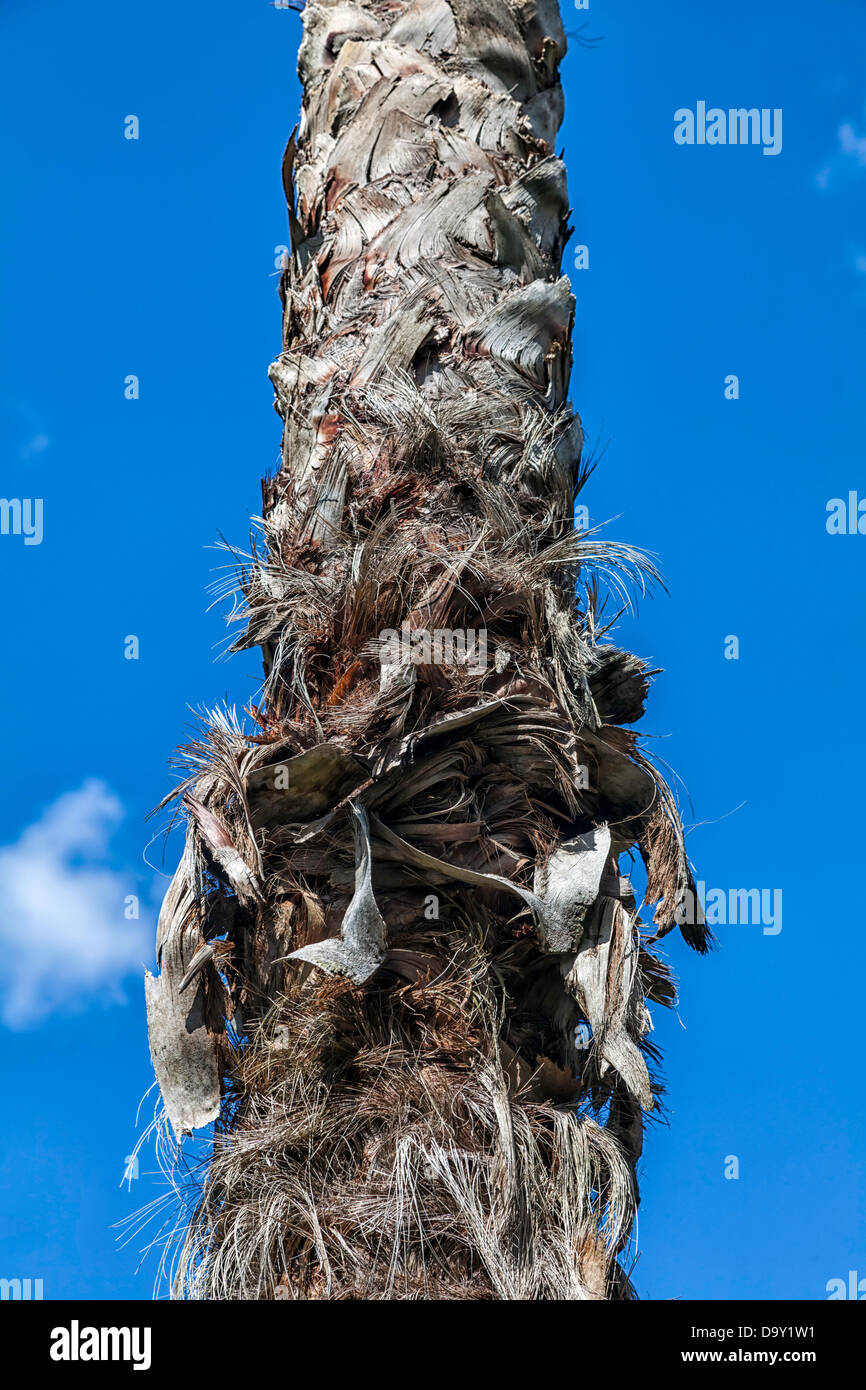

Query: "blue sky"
left=1, top=0, right=864, bottom=1300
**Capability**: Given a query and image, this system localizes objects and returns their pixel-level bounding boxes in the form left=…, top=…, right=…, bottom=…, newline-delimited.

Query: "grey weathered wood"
left=565, top=899, right=653, bottom=1111
left=245, top=743, right=371, bottom=826
left=145, top=894, right=220, bottom=1141
left=288, top=803, right=387, bottom=981
left=532, top=825, right=611, bottom=953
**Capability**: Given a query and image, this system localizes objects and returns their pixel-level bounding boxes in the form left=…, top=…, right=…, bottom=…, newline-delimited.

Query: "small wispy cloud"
left=21, top=432, right=50, bottom=460
left=816, top=109, right=866, bottom=188
left=0, top=402, right=51, bottom=463
left=0, top=781, right=151, bottom=1028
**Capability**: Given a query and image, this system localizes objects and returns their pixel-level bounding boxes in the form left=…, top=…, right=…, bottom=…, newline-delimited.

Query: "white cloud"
left=816, top=111, right=866, bottom=188
left=0, top=781, right=151, bottom=1028
left=838, top=121, right=866, bottom=166
left=21, top=432, right=50, bottom=459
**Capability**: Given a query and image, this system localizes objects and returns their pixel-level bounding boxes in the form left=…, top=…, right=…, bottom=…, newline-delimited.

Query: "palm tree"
left=146, top=0, right=709, bottom=1300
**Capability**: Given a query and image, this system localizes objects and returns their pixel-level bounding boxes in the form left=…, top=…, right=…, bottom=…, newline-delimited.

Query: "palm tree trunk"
left=146, top=0, right=710, bottom=1300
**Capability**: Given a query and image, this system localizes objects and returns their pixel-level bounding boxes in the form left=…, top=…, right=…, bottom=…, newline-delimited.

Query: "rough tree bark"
left=146, top=0, right=709, bottom=1300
